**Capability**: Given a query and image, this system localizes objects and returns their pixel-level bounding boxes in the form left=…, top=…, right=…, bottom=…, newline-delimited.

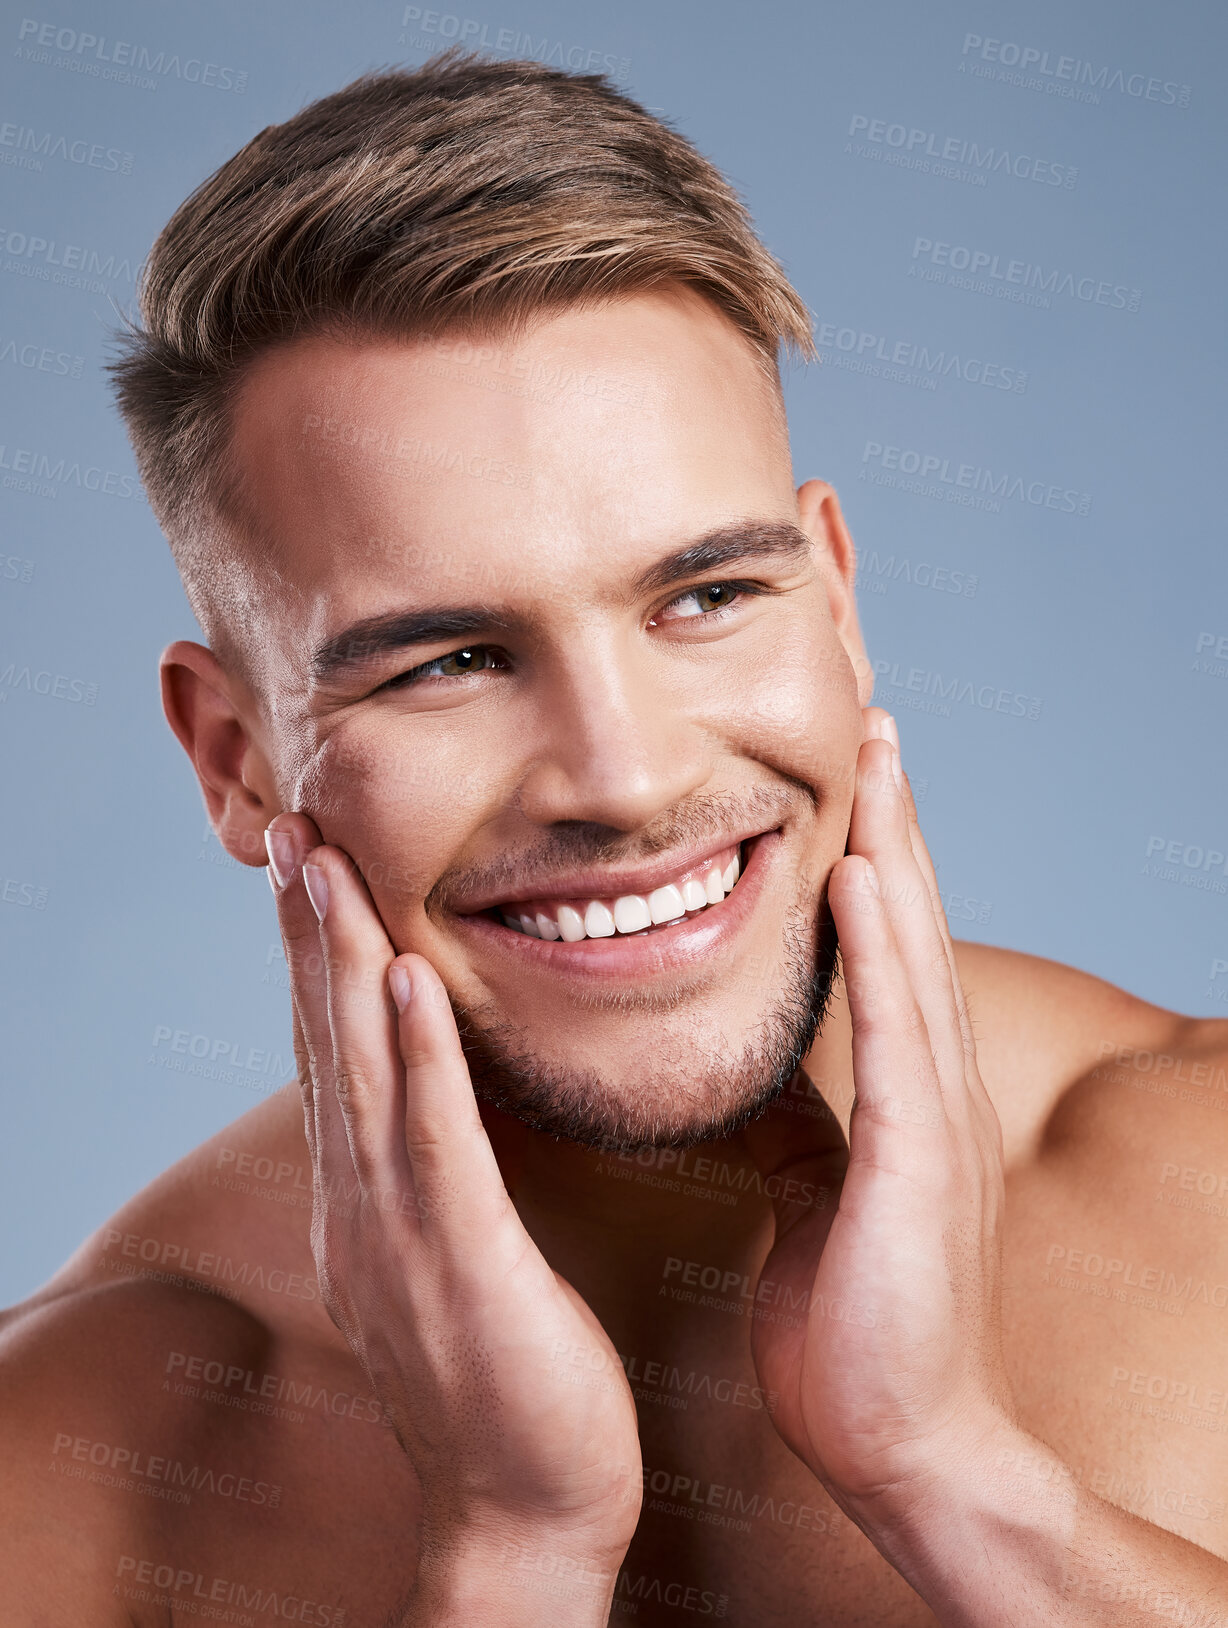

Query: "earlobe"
left=160, top=640, right=279, bottom=869
left=796, top=479, right=873, bottom=706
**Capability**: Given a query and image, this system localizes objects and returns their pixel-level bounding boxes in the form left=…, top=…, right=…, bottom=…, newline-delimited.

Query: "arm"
left=266, top=814, right=641, bottom=1626
left=744, top=708, right=1228, bottom=1626
left=0, top=1296, right=158, bottom=1625
left=884, top=1421, right=1228, bottom=1626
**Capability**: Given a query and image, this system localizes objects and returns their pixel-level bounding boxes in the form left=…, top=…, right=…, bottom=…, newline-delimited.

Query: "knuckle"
left=333, top=1065, right=382, bottom=1114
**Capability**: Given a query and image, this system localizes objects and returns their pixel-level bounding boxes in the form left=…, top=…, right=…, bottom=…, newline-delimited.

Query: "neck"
left=476, top=989, right=855, bottom=1315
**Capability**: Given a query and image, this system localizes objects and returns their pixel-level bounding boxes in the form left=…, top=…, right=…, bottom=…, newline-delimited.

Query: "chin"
left=453, top=902, right=838, bottom=1153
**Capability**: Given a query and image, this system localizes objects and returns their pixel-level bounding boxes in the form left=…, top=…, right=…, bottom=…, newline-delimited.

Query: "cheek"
left=293, top=718, right=495, bottom=914
left=720, top=610, right=863, bottom=794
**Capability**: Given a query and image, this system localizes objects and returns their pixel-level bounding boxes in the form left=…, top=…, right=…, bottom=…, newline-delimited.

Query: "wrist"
left=862, top=1419, right=1078, bottom=1624
left=405, top=1519, right=628, bottom=1628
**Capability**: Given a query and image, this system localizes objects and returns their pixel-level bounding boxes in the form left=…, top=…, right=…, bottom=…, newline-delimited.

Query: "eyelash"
left=381, top=579, right=765, bottom=693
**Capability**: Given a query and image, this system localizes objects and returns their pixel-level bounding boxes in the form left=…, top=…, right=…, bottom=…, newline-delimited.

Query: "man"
left=3, top=48, right=1227, bottom=1626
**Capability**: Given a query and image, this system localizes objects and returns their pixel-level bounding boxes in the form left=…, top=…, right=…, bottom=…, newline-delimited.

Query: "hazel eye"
left=385, top=645, right=504, bottom=690
left=655, top=582, right=748, bottom=622
left=433, top=647, right=492, bottom=676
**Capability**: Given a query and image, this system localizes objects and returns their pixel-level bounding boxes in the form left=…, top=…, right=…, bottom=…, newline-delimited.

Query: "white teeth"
left=680, top=878, right=707, bottom=912
left=613, top=895, right=652, bottom=933
left=498, top=844, right=746, bottom=940
left=557, top=904, right=587, bottom=942
left=583, top=900, right=616, bottom=938
left=648, top=883, right=687, bottom=924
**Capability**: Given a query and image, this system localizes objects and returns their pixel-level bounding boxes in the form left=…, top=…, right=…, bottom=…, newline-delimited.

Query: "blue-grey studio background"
left=1, top=0, right=1224, bottom=1305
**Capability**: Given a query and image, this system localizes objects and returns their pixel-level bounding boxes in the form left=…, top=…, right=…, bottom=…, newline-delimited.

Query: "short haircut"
left=107, top=47, right=815, bottom=667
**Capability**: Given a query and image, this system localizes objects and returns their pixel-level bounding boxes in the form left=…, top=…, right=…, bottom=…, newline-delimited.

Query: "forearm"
left=872, top=1424, right=1228, bottom=1627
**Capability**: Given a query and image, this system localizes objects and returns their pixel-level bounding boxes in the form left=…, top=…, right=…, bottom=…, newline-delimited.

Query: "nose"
left=513, top=631, right=713, bottom=832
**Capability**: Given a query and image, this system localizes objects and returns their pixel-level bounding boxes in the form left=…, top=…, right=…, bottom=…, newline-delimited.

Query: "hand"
left=741, top=708, right=1015, bottom=1537
left=264, top=813, right=641, bottom=1612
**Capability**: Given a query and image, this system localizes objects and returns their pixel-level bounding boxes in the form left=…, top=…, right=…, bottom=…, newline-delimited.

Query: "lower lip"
left=451, top=830, right=783, bottom=984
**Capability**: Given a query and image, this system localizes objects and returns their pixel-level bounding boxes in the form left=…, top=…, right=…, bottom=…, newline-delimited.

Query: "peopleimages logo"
left=959, top=33, right=1191, bottom=108
left=15, top=18, right=248, bottom=92
left=860, top=440, right=1091, bottom=516
left=846, top=115, right=1078, bottom=188
left=815, top=321, right=1027, bottom=394
left=910, top=237, right=1142, bottom=313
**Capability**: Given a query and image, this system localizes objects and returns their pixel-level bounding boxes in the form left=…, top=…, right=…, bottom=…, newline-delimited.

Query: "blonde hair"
left=107, top=48, right=814, bottom=662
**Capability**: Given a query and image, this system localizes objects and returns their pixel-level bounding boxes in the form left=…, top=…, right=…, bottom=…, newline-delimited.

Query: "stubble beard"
left=450, top=893, right=839, bottom=1154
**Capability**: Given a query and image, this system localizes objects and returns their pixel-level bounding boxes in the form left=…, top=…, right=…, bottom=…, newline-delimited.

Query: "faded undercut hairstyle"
left=107, top=47, right=815, bottom=674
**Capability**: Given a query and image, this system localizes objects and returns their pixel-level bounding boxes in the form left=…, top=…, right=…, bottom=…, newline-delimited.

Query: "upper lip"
left=453, top=826, right=776, bottom=915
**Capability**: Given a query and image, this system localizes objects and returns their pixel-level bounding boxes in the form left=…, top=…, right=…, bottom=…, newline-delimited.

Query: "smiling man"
left=4, top=49, right=1228, bottom=1628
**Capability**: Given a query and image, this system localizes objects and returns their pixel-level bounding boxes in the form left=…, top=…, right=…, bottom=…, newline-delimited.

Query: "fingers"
left=388, top=952, right=516, bottom=1257
left=895, top=758, right=978, bottom=1072
left=847, top=723, right=967, bottom=1098
left=852, top=710, right=998, bottom=1145
left=295, top=843, right=412, bottom=1198
left=828, top=854, right=944, bottom=1165
left=265, top=813, right=357, bottom=1206
left=266, top=814, right=518, bottom=1276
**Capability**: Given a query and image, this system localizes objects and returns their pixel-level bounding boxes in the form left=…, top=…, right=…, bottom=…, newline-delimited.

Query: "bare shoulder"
left=0, top=1085, right=418, bottom=1617
left=950, top=939, right=1228, bottom=1161
left=0, top=1273, right=278, bottom=1620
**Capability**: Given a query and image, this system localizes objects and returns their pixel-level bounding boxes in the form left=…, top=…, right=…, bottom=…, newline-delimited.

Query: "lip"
left=450, top=828, right=783, bottom=984
left=453, top=825, right=774, bottom=917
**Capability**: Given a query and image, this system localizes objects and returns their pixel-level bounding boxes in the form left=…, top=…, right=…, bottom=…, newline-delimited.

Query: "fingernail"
left=889, top=746, right=903, bottom=792
left=880, top=713, right=899, bottom=751
left=303, top=863, right=329, bottom=922
left=864, top=861, right=880, bottom=896
left=264, top=825, right=297, bottom=889
left=389, top=963, right=413, bottom=1011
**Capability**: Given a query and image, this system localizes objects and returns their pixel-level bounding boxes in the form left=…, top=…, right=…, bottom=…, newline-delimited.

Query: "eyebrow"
left=309, top=519, right=812, bottom=684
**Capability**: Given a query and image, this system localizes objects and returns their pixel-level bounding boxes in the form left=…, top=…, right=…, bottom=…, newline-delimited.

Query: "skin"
left=3, top=286, right=1228, bottom=1625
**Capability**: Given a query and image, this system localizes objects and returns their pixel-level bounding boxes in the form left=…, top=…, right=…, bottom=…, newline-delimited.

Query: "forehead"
left=226, top=288, right=794, bottom=628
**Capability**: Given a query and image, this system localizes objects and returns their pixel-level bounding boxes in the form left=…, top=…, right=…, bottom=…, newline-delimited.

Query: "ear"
left=160, top=640, right=281, bottom=869
left=796, top=478, right=873, bottom=708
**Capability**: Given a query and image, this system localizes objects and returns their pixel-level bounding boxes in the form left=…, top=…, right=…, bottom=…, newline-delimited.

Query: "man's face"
left=222, top=287, right=868, bottom=1149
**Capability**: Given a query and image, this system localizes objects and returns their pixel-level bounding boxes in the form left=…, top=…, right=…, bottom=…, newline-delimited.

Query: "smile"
left=488, top=842, right=743, bottom=941
left=451, top=830, right=783, bottom=983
